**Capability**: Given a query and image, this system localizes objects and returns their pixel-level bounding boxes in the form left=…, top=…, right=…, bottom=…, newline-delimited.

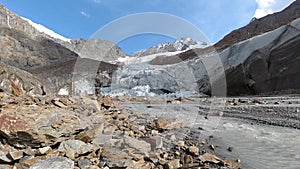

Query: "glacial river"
left=119, top=99, right=300, bottom=169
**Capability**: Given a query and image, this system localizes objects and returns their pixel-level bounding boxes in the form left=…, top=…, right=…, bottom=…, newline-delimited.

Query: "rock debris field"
left=0, top=91, right=241, bottom=169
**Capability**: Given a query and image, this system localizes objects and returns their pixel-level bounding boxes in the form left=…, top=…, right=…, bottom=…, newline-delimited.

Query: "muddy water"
left=213, top=120, right=300, bottom=169
left=120, top=100, right=300, bottom=169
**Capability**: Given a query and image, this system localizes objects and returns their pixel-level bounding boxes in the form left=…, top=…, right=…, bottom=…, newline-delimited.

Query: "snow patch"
left=58, top=87, right=69, bottom=96
left=21, top=16, right=71, bottom=43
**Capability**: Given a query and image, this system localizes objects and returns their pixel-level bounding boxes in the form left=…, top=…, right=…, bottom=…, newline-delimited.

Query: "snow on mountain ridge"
left=21, top=17, right=71, bottom=43
left=117, top=37, right=208, bottom=65
left=131, top=37, right=208, bottom=58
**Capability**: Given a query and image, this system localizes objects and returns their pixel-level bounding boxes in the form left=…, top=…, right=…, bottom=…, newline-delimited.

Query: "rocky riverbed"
left=115, top=94, right=300, bottom=169
left=2, top=89, right=300, bottom=169
left=0, top=91, right=240, bottom=169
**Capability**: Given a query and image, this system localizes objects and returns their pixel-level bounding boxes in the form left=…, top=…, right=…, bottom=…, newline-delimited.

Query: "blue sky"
left=0, top=0, right=295, bottom=54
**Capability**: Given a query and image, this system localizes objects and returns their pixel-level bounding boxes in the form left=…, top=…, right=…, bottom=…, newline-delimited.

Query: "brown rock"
left=188, top=146, right=199, bottom=156
left=165, top=159, right=181, bottom=169
left=127, top=160, right=155, bottom=169
left=7, top=150, right=24, bottom=161
left=11, top=82, right=24, bottom=97
left=19, top=156, right=46, bottom=168
left=52, top=99, right=67, bottom=108
left=199, top=153, right=222, bottom=164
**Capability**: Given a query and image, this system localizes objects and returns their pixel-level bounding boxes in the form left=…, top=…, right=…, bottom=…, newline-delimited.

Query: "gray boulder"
left=30, top=157, right=74, bottom=169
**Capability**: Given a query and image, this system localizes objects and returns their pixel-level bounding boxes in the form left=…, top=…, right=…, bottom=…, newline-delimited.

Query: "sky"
left=0, top=0, right=295, bottom=54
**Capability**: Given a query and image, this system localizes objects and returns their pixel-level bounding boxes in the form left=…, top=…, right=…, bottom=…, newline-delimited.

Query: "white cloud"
left=254, top=0, right=296, bottom=18
left=81, top=11, right=90, bottom=18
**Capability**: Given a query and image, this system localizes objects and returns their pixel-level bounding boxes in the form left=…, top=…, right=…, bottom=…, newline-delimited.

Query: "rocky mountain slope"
left=215, top=0, right=300, bottom=51
left=1, top=1, right=300, bottom=97
left=0, top=4, right=127, bottom=94
left=120, top=1, right=300, bottom=96
left=0, top=27, right=78, bottom=70
left=0, top=62, right=45, bottom=96
left=0, top=4, right=126, bottom=63
left=61, top=39, right=126, bottom=63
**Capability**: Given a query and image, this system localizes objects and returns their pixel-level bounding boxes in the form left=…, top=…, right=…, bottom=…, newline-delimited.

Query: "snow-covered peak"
left=173, top=37, right=208, bottom=51
left=131, top=37, right=208, bottom=58
left=118, top=37, right=209, bottom=65
left=21, top=16, right=71, bottom=43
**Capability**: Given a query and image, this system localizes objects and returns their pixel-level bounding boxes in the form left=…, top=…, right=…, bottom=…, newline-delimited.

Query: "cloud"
left=254, top=0, right=295, bottom=18
left=81, top=11, right=90, bottom=18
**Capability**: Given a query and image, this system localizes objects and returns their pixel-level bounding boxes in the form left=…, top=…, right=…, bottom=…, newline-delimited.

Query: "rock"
left=127, top=160, right=155, bottom=169
left=153, top=118, right=186, bottom=133
left=38, top=147, right=52, bottom=155
left=183, top=155, right=193, bottom=164
left=19, top=156, right=45, bottom=168
left=52, top=99, right=67, bottom=108
left=155, top=118, right=168, bottom=131
left=11, top=82, right=24, bottom=97
left=188, top=146, right=199, bottom=156
left=102, top=149, right=132, bottom=169
left=199, top=153, right=222, bottom=164
left=30, top=157, right=74, bottom=169
left=78, top=159, right=91, bottom=169
left=0, top=153, right=12, bottom=163
left=0, top=95, right=105, bottom=148
left=58, top=140, right=94, bottom=159
left=7, top=150, right=24, bottom=161
left=227, top=147, right=233, bottom=152
left=124, top=136, right=151, bottom=155
left=209, top=144, right=215, bottom=151
left=176, top=141, right=185, bottom=148
left=117, top=114, right=128, bottom=121
left=165, top=159, right=181, bottom=169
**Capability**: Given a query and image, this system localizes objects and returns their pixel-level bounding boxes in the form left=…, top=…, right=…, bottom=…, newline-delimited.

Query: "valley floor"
left=1, top=92, right=300, bottom=169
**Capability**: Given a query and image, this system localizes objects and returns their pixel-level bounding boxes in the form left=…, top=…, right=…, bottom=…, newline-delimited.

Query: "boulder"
left=29, top=157, right=74, bottom=169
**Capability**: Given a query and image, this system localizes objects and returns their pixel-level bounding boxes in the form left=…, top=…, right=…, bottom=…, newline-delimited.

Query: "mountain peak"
left=131, top=37, right=207, bottom=58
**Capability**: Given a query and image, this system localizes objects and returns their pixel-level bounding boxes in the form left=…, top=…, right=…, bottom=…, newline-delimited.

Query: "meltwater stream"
left=213, top=119, right=300, bottom=169
left=120, top=100, right=300, bottom=169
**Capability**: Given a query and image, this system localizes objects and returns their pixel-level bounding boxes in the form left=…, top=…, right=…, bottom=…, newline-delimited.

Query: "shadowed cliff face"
left=0, top=27, right=78, bottom=69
